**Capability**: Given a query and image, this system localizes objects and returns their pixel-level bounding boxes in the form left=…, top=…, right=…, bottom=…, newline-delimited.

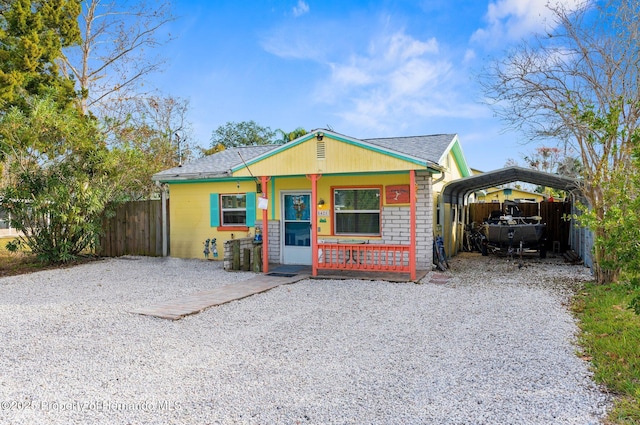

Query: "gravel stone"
left=0, top=254, right=610, bottom=424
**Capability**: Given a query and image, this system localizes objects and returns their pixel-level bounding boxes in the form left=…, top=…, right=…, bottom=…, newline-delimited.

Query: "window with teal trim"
left=221, top=194, right=247, bottom=225
left=211, top=192, right=256, bottom=227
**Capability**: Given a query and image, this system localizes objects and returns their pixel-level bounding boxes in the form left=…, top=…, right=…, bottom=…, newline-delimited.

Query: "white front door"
left=282, top=192, right=312, bottom=265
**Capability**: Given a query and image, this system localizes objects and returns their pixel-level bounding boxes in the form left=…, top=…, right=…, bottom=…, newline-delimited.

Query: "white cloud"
left=261, top=26, right=325, bottom=60
left=312, top=30, right=443, bottom=103
left=389, top=58, right=444, bottom=95
left=292, top=0, right=309, bottom=17
left=463, top=49, right=476, bottom=64
left=262, top=17, right=487, bottom=136
left=331, top=63, right=374, bottom=86
left=382, top=33, right=439, bottom=62
left=471, top=0, right=585, bottom=46
left=310, top=29, right=486, bottom=134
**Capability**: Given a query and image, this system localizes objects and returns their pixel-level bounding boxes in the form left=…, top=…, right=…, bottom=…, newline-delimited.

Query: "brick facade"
left=256, top=220, right=280, bottom=265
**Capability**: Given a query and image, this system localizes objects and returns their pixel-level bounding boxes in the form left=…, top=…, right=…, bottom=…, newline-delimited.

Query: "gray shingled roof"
left=152, top=145, right=275, bottom=182
left=362, top=134, right=456, bottom=164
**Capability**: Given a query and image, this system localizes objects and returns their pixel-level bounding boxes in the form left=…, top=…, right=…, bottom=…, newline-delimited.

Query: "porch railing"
left=317, top=242, right=411, bottom=273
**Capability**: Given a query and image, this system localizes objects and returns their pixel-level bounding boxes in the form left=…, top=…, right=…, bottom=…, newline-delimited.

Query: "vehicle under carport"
left=438, top=166, right=593, bottom=267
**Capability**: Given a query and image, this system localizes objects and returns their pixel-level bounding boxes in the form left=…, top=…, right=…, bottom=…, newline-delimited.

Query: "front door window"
left=284, top=194, right=310, bottom=247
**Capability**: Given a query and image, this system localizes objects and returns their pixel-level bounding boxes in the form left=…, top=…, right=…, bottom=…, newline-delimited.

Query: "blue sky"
left=152, top=0, right=578, bottom=171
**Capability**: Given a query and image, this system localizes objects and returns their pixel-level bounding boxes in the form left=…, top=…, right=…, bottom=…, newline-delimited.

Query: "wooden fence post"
left=253, top=244, right=262, bottom=272
left=232, top=241, right=240, bottom=270
left=242, top=248, right=251, bottom=271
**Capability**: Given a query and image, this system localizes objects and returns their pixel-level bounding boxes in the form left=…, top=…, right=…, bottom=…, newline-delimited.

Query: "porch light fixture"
left=317, top=198, right=325, bottom=208
left=316, top=132, right=324, bottom=141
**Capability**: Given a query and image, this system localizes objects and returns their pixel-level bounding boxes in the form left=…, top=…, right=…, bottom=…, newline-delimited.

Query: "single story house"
left=152, top=129, right=470, bottom=280
left=475, top=187, right=547, bottom=203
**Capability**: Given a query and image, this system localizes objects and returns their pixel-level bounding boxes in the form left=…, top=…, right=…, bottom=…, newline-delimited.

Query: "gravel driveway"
left=0, top=254, right=609, bottom=424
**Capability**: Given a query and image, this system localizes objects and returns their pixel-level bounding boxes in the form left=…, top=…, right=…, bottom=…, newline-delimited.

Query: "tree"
left=59, top=0, right=175, bottom=115
left=522, top=146, right=568, bottom=197
left=617, top=136, right=640, bottom=313
left=199, top=144, right=226, bottom=157
left=109, top=95, right=194, bottom=199
left=0, top=95, right=117, bottom=263
left=0, top=0, right=81, bottom=110
left=523, top=147, right=562, bottom=174
left=275, top=127, right=307, bottom=144
left=0, top=1, right=118, bottom=264
left=210, top=121, right=277, bottom=149
left=55, top=0, right=183, bottom=200
left=481, top=0, right=640, bottom=284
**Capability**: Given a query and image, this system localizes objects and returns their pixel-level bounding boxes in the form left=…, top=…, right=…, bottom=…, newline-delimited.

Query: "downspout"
left=433, top=170, right=446, bottom=237
left=159, top=182, right=168, bottom=257
left=433, top=171, right=446, bottom=185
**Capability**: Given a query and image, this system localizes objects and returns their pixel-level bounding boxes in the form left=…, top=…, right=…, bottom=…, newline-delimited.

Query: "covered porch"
left=257, top=169, right=424, bottom=281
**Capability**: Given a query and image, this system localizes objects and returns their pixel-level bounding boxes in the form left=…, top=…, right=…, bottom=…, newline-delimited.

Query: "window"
left=220, top=194, right=247, bottom=225
left=210, top=192, right=255, bottom=228
left=333, top=188, right=381, bottom=235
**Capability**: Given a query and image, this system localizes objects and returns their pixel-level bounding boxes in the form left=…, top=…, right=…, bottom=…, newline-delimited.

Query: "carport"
left=439, top=166, right=592, bottom=267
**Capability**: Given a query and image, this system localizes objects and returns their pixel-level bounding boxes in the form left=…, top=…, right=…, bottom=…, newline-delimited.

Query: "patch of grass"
left=0, top=237, right=98, bottom=277
left=0, top=237, right=44, bottom=277
left=572, top=281, right=640, bottom=424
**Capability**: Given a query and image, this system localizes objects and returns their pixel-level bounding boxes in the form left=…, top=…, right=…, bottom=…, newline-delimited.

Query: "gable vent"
left=316, top=140, right=326, bottom=160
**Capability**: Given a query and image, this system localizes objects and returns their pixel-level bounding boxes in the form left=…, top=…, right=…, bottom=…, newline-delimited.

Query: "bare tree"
left=481, top=0, right=640, bottom=283
left=60, top=0, right=175, bottom=115
left=110, top=95, right=194, bottom=199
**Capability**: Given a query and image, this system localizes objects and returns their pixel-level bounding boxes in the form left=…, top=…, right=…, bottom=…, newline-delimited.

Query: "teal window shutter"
left=246, top=192, right=256, bottom=227
left=210, top=194, right=220, bottom=227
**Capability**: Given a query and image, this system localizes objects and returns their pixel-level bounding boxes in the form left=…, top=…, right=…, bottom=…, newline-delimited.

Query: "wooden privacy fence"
left=469, top=201, right=572, bottom=251
left=98, top=200, right=168, bottom=257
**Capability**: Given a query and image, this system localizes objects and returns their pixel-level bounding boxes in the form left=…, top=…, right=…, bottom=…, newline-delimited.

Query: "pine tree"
left=0, top=0, right=81, bottom=109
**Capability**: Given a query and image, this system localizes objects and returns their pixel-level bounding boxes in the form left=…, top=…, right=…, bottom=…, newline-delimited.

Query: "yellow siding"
left=432, top=151, right=463, bottom=196
left=170, top=173, right=412, bottom=258
left=234, top=136, right=422, bottom=177
left=169, top=181, right=258, bottom=259
left=432, top=150, right=464, bottom=238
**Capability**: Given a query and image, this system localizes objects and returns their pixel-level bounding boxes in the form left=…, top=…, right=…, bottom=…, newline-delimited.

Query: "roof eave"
left=426, top=162, right=444, bottom=173
left=152, top=170, right=232, bottom=183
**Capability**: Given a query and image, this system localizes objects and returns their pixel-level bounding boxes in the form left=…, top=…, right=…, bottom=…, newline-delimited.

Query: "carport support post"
left=261, top=176, right=269, bottom=274
left=410, top=170, right=416, bottom=281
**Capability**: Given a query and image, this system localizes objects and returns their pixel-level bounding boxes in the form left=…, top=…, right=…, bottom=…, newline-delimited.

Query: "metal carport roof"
left=442, top=166, right=581, bottom=204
